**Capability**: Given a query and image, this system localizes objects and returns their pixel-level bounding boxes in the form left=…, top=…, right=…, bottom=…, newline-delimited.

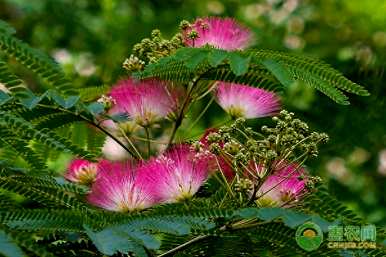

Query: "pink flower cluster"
left=181, top=17, right=281, bottom=119
left=65, top=146, right=307, bottom=211
left=96, top=78, right=183, bottom=161
left=63, top=17, right=302, bottom=212
left=99, top=17, right=280, bottom=146
left=65, top=145, right=211, bottom=212
left=140, top=144, right=210, bottom=203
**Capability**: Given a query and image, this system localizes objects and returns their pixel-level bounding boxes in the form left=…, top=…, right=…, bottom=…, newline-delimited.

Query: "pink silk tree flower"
left=215, top=82, right=281, bottom=119
left=141, top=144, right=210, bottom=203
left=109, top=78, right=180, bottom=127
left=87, top=160, right=158, bottom=212
left=65, top=159, right=98, bottom=185
left=255, top=162, right=307, bottom=207
left=182, top=17, right=253, bottom=50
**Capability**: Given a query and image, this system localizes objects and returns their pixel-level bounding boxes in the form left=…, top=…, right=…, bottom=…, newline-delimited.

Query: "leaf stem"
left=117, top=127, right=143, bottom=160
left=157, top=235, right=208, bottom=257
left=166, top=75, right=202, bottom=148
left=186, top=96, right=214, bottom=132
left=144, top=126, right=151, bottom=157
left=36, top=103, right=138, bottom=158
left=93, top=122, right=137, bottom=158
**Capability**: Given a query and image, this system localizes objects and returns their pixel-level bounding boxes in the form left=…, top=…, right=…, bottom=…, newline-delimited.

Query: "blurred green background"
left=1, top=0, right=385, bottom=227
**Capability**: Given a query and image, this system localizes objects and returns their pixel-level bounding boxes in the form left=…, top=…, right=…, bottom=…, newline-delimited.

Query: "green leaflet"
left=85, top=225, right=149, bottom=257
left=85, top=214, right=215, bottom=256
left=0, top=91, right=11, bottom=105
left=0, top=60, right=24, bottom=93
left=261, top=58, right=294, bottom=87
left=47, top=90, right=80, bottom=109
left=86, top=102, right=105, bottom=116
left=236, top=207, right=335, bottom=232
left=227, top=52, right=250, bottom=76
left=0, top=130, right=48, bottom=173
left=208, top=48, right=228, bottom=66
left=2, top=229, right=55, bottom=257
left=0, top=230, right=25, bottom=257
left=77, top=85, right=110, bottom=102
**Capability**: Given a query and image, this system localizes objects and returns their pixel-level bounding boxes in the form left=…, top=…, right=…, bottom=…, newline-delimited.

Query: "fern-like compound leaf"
left=0, top=21, right=75, bottom=96
left=0, top=111, right=95, bottom=160
left=137, top=47, right=369, bottom=104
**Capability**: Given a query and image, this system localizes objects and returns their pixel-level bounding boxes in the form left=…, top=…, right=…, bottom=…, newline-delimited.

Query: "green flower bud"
left=207, top=132, right=221, bottom=143
left=151, top=29, right=161, bottom=38
left=209, top=143, right=221, bottom=155
left=224, top=140, right=241, bottom=155
left=188, top=30, right=199, bottom=40
left=234, top=178, right=253, bottom=193
left=179, top=20, right=191, bottom=30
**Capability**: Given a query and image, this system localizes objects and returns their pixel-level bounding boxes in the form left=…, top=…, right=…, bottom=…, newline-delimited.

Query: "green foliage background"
left=0, top=0, right=385, bottom=232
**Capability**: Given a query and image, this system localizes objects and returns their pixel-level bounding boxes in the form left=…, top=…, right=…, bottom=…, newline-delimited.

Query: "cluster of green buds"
left=233, top=178, right=253, bottom=194
left=123, top=29, right=183, bottom=72
left=203, top=110, right=328, bottom=175
left=122, top=55, right=145, bottom=73
left=304, top=175, right=323, bottom=190
left=179, top=20, right=199, bottom=41
left=205, top=118, right=259, bottom=168
left=261, top=110, right=329, bottom=159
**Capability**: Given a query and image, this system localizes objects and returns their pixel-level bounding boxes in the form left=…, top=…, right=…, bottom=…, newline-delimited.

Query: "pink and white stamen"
left=87, top=160, right=158, bottom=212
left=140, top=144, right=210, bottom=203
left=182, top=17, right=253, bottom=50
left=109, top=78, right=180, bottom=126
left=215, top=82, right=281, bottom=119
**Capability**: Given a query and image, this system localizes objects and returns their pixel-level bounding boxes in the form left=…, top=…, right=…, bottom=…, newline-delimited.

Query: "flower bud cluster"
left=202, top=110, right=328, bottom=172
left=261, top=110, right=329, bottom=158
left=234, top=178, right=253, bottom=194
left=123, top=29, right=183, bottom=72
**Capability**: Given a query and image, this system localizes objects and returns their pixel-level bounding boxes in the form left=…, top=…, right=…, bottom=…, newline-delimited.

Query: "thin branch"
left=36, top=103, right=138, bottom=158
left=117, top=126, right=143, bottom=160
left=186, top=96, right=214, bottom=132
left=144, top=126, right=151, bottom=157
left=92, top=122, right=137, bottom=158
left=166, top=75, right=202, bottom=148
left=157, top=235, right=209, bottom=257
left=131, top=135, right=168, bottom=144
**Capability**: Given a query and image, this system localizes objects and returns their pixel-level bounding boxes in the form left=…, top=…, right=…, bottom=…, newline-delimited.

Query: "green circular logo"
left=295, top=222, right=323, bottom=251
